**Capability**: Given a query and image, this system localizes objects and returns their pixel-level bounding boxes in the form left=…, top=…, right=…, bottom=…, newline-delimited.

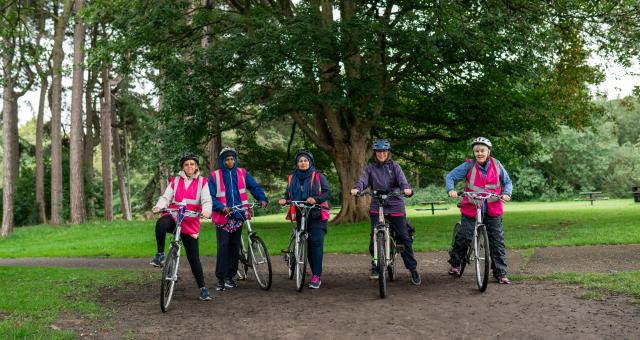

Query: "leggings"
left=155, top=215, right=206, bottom=288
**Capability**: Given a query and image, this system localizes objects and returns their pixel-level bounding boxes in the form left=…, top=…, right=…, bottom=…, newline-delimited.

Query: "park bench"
left=633, top=186, right=640, bottom=203
left=416, top=200, right=449, bottom=215
left=575, top=191, right=609, bottom=205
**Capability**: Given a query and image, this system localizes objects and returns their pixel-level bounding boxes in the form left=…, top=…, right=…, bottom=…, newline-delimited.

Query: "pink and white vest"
left=210, top=168, right=250, bottom=225
left=460, top=158, right=503, bottom=218
left=164, top=175, right=208, bottom=235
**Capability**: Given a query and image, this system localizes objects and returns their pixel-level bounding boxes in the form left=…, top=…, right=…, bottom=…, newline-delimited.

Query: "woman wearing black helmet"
left=278, top=149, right=331, bottom=289
left=151, top=153, right=213, bottom=300
left=445, top=137, right=513, bottom=284
left=350, top=139, right=421, bottom=286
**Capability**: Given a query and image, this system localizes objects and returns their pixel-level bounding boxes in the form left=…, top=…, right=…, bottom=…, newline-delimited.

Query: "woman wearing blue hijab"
left=278, top=149, right=331, bottom=289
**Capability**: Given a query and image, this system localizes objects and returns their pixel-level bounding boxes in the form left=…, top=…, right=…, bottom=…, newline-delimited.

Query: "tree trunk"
left=1, top=41, right=18, bottom=237
left=69, top=0, right=86, bottom=224
left=112, top=113, right=132, bottom=221
left=84, top=25, right=99, bottom=219
left=206, top=133, right=222, bottom=172
left=101, top=66, right=114, bottom=220
left=50, top=0, right=74, bottom=224
left=330, top=138, right=371, bottom=224
left=35, top=69, right=48, bottom=224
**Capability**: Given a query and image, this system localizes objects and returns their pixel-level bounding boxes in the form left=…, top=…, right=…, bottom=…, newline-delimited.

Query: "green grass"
left=1, top=199, right=639, bottom=257
left=0, top=266, right=148, bottom=339
left=513, top=271, right=640, bottom=301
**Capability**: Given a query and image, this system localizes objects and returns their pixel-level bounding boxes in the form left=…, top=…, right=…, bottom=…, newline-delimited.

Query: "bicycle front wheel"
left=295, top=233, right=308, bottom=292
left=377, top=231, right=387, bottom=299
left=249, top=236, right=272, bottom=290
left=160, top=246, right=179, bottom=313
left=475, top=225, right=490, bottom=292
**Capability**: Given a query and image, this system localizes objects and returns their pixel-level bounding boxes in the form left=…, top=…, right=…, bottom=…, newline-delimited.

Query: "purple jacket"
left=353, top=159, right=411, bottom=215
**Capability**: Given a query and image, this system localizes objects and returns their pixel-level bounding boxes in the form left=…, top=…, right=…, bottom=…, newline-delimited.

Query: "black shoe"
left=224, top=278, right=237, bottom=288
left=216, top=280, right=226, bottom=291
left=410, top=270, right=422, bottom=286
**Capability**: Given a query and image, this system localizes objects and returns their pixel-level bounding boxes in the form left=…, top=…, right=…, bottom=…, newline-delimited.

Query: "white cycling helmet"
left=471, top=137, right=492, bottom=149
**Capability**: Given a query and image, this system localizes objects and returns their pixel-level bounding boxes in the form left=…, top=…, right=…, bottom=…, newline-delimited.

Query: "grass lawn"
left=0, top=266, right=148, bottom=339
left=513, top=271, right=640, bottom=301
left=0, top=199, right=638, bottom=257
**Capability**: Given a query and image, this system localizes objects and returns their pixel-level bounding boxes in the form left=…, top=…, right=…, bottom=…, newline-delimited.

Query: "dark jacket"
left=353, top=159, right=411, bottom=215
left=283, top=170, right=331, bottom=225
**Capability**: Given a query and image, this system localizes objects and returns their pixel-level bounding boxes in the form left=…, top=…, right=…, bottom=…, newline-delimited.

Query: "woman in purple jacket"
left=351, top=139, right=421, bottom=286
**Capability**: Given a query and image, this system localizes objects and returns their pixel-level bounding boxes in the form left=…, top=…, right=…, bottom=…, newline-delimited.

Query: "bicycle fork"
left=372, top=226, right=391, bottom=266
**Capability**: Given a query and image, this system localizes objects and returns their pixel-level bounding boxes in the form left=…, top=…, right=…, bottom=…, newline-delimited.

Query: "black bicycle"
left=450, top=191, right=503, bottom=292
left=356, top=190, right=405, bottom=298
left=158, top=203, right=201, bottom=312
left=282, top=201, right=328, bottom=292
left=228, top=203, right=272, bottom=290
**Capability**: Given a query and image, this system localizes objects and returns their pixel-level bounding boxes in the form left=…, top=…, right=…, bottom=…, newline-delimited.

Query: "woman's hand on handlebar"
left=448, top=190, right=458, bottom=199
left=501, top=194, right=511, bottom=202
left=350, top=188, right=359, bottom=196
left=152, top=206, right=161, bottom=213
left=201, top=211, right=212, bottom=219
left=306, top=197, right=317, bottom=205
left=278, top=198, right=287, bottom=206
left=403, top=188, right=412, bottom=197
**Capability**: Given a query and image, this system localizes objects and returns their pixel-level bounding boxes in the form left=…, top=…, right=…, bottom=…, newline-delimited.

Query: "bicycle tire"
left=387, top=239, right=397, bottom=282
left=475, top=225, right=490, bottom=292
left=285, top=235, right=295, bottom=280
left=160, top=245, right=179, bottom=313
left=295, top=233, right=308, bottom=292
left=377, top=230, right=387, bottom=299
left=237, top=245, right=249, bottom=281
left=249, top=235, right=272, bottom=290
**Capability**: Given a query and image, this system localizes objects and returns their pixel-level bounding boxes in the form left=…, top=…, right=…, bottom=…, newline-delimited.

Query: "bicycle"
left=228, top=202, right=273, bottom=290
left=282, top=200, right=328, bottom=292
left=356, top=190, right=406, bottom=299
left=450, top=191, right=504, bottom=292
left=158, top=202, right=202, bottom=313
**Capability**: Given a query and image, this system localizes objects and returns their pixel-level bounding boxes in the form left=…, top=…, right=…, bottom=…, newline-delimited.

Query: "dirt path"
left=3, top=244, right=640, bottom=339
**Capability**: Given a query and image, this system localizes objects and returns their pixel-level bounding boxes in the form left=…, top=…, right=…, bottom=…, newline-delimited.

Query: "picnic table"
left=416, top=200, right=448, bottom=215
left=575, top=191, right=608, bottom=206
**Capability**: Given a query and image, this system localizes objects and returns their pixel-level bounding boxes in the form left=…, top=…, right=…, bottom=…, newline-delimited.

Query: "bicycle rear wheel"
left=475, top=225, right=490, bottom=292
left=377, top=231, right=387, bottom=299
left=249, top=235, right=272, bottom=290
left=295, top=233, right=308, bottom=292
left=387, top=239, right=397, bottom=282
left=160, top=245, right=179, bottom=313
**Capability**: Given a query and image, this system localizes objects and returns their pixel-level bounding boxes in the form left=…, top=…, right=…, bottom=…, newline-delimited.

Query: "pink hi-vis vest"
left=164, top=175, right=207, bottom=235
left=286, top=171, right=330, bottom=221
left=460, top=157, right=503, bottom=218
left=211, top=168, right=250, bottom=225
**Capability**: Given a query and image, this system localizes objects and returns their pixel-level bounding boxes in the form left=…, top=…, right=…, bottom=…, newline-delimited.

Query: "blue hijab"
left=290, top=155, right=315, bottom=201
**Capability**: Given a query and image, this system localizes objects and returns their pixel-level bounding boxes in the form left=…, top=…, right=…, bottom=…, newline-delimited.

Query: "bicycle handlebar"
left=159, top=208, right=202, bottom=218
left=457, top=191, right=505, bottom=202
left=225, top=202, right=262, bottom=217
left=284, top=200, right=330, bottom=211
left=355, top=190, right=410, bottom=198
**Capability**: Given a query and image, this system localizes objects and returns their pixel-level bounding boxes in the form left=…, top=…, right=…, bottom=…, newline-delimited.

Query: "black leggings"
left=156, top=215, right=206, bottom=288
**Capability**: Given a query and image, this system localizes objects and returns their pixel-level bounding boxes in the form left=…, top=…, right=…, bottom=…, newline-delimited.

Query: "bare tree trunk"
left=206, top=133, right=222, bottom=172
left=35, top=69, right=48, bottom=224
left=50, top=0, right=74, bottom=224
left=84, top=25, right=99, bottom=219
left=330, top=139, right=371, bottom=223
left=69, top=0, right=86, bottom=224
left=101, top=66, right=113, bottom=220
left=112, top=111, right=132, bottom=220
left=1, top=40, right=18, bottom=237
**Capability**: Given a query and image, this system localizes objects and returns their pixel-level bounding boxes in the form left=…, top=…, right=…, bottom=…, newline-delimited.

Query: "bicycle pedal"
left=280, top=249, right=289, bottom=253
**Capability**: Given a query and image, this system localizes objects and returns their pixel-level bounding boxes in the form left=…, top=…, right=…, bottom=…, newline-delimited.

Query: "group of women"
left=150, top=137, right=513, bottom=300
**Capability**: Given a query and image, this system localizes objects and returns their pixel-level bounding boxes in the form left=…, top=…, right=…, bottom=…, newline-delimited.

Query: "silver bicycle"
left=229, top=203, right=272, bottom=290
left=450, top=191, right=503, bottom=292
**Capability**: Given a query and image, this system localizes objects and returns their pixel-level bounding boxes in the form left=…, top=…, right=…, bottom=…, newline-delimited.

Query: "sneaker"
left=224, top=278, right=237, bottom=289
left=410, top=270, right=421, bottom=285
left=309, top=275, right=321, bottom=289
left=216, top=280, right=226, bottom=291
left=199, top=287, right=212, bottom=301
left=497, top=276, right=511, bottom=284
left=150, top=252, right=165, bottom=267
left=369, top=266, right=379, bottom=279
left=448, top=265, right=461, bottom=276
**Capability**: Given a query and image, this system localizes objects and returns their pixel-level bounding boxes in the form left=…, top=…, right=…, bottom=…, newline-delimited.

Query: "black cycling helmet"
left=179, top=153, right=200, bottom=167
left=295, top=149, right=314, bottom=165
left=471, top=137, right=492, bottom=149
left=372, top=139, right=391, bottom=151
left=219, top=146, right=237, bottom=160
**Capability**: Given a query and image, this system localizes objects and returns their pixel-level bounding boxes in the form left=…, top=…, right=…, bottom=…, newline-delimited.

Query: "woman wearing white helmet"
left=445, top=137, right=513, bottom=284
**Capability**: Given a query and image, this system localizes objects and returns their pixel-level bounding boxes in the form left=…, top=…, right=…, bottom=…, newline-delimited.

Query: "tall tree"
left=112, top=108, right=132, bottom=221
left=100, top=66, right=114, bottom=220
left=70, top=0, right=87, bottom=223
left=50, top=0, right=74, bottom=224
left=34, top=3, right=50, bottom=224
left=84, top=24, right=100, bottom=219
